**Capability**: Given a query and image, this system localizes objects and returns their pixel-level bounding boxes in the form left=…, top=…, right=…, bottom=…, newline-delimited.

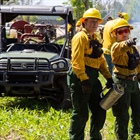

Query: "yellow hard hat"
left=80, top=8, right=103, bottom=23
left=118, top=12, right=130, bottom=21
left=68, top=24, right=72, bottom=32
left=111, top=18, right=133, bottom=33
left=76, top=20, right=81, bottom=27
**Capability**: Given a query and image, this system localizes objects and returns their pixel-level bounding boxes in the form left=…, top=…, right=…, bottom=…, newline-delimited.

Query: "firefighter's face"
left=116, top=27, right=130, bottom=41
left=84, top=18, right=99, bottom=34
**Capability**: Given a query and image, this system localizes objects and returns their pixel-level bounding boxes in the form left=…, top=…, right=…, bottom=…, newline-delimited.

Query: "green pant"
left=112, top=77, right=140, bottom=140
left=69, top=66, right=106, bottom=140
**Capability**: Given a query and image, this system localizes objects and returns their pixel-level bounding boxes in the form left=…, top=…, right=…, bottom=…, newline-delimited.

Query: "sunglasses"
left=117, top=28, right=129, bottom=35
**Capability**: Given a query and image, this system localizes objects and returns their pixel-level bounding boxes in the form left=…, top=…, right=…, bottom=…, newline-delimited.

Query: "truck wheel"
left=51, top=76, right=72, bottom=110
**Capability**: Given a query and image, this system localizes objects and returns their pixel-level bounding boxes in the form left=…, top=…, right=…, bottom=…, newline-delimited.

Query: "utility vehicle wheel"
left=51, top=76, right=72, bottom=110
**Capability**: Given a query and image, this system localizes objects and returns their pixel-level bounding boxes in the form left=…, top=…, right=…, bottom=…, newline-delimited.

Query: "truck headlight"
left=58, top=62, right=65, bottom=68
left=52, top=63, right=58, bottom=69
left=51, top=58, right=68, bottom=69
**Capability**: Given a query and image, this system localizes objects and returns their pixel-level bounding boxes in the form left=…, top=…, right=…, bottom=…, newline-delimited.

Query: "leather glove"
left=81, top=79, right=92, bottom=94
left=125, top=38, right=137, bottom=46
left=106, top=78, right=114, bottom=89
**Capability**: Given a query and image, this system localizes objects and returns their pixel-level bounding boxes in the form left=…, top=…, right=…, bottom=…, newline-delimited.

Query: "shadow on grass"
left=0, top=97, right=52, bottom=112
left=0, top=97, right=72, bottom=113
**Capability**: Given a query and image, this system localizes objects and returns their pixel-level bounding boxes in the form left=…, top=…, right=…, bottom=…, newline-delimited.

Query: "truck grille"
left=0, top=57, right=51, bottom=71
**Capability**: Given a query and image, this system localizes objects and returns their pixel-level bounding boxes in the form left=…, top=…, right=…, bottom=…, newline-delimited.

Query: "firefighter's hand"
left=125, top=38, right=137, bottom=47
left=81, top=79, right=92, bottom=94
left=106, top=78, right=114, bottom=89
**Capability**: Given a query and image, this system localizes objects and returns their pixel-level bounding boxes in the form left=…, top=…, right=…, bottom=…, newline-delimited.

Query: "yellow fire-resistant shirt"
left=71, top=28, right=111, bottom=82
left=103, top=20, right=117, bottom=55
left=111, top=41, right=140, bottom=76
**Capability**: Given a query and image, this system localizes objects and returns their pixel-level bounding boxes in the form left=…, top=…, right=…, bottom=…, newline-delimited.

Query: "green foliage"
left=56, top=38, right=65, bottom=44
left=67, top=0, right=140, bottom=24
left=22, top=16, right=38, bottom=23
left=29, top=16, right=38, bottom=23
left=69, top=0, right=85, bottom=20
left=68, top=0, right=124, bottom=23
left=67, top=0, right=99, bottom=20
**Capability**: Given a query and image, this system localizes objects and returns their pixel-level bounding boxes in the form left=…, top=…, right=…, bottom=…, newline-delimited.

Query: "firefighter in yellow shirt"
left=110, top=18, right=140, bottom=140
left=95, top=16, right=113, bottom=44
left=68, top=8, right=113, bottom=140
left=103, top=12, right=130, bottom=75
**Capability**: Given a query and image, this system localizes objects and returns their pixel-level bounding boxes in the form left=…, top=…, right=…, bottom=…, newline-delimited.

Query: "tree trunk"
left=82, top=0, right=89, bottom=10
left=1, top=0, right=3, bottom=4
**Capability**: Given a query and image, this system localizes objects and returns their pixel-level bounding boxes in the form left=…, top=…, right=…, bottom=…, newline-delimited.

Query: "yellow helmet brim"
left=80, top=17, right=103, bottom=24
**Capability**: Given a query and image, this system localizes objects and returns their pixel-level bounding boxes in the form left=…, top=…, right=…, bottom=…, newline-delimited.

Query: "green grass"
left=0, top=74, right=137, bottom=140
left=0, top=97, right=71, bottom=140
left=0, top=97, right=116, bottom=140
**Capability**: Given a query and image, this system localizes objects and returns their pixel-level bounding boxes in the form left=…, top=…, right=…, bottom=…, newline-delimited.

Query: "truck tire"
left=51, top=76, right=72, bottom=110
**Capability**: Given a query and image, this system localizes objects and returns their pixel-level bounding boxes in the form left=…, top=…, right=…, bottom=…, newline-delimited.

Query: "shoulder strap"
left=82, top=30, right=91, bottom=40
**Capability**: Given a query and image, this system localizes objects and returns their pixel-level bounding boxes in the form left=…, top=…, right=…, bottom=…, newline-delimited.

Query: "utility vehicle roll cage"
left=0, top=5, right=75, bottom=53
